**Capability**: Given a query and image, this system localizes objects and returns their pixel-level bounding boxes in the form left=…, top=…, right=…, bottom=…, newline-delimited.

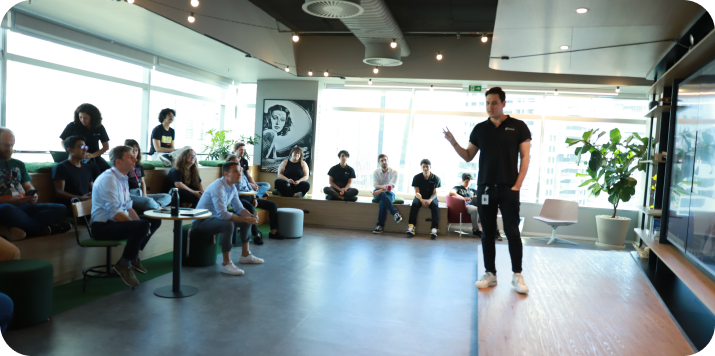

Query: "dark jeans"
left=408, top=197, right=439, bottom=229
left=275, top=179, right=310, bottom=197
left=84, top=156, right=111, bottom=180
left=91, top=216, right=161, bottom=261
left=239, top=197, right=278, bottom=235
left=324, top=186, right=359, bottom=200
left=375, top=190, right=398, bottom=227
left=0, top=292, right=12, bottom=335
left=0, top=203, right=67, bottom=236
left=177, top=189, right=201, bottom=208
left=476, top=185, right=522, bottom=274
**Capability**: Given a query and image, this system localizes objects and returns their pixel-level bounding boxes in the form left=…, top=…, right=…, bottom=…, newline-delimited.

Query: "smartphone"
left=26, top=189, right=38, bottom=196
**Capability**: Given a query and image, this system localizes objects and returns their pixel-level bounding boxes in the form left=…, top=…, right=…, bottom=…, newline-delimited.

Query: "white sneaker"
left=512, top=273, right=529, bottom=294
left=295, top=192, right=303, bottom=198
left=405, top=224, right=415, bottom=237
left=430, top=228, right=438, bottom=240
left=159, top=154, right=172, bottom=167
left=238, top=254, right=264, bottom=264
left=475, top=272, right=497, bottom=288
left=394, top=213, right=403, bottom=223
left=220, top=261, right=244, bottom=276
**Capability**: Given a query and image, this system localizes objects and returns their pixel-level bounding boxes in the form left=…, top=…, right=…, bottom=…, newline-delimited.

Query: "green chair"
left=181, top=224, right=218, bottom=267
left=0, top=259, right=53, bottom=330
left=71, top=199, right=126, bottom=292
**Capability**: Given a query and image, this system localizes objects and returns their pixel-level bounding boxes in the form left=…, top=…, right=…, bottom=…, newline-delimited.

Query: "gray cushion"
left=276, top=208, right=304, bottom=239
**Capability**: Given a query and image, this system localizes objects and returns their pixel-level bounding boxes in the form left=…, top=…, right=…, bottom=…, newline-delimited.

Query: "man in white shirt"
left=372, top=154, right=403, bottom=234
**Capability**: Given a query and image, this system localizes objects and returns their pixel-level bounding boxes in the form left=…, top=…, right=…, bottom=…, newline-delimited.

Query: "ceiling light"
left=616, top=86, right=620, bottom=93
left=373, top=66, right=379, bottom=74
left=430, top=85, right=434, bottom=91
left=481, top=35, right=488, bottom=43
left=188, top=13, right=195, bottom=23
left=127, top=0, right=135, bottom=3
left=436, top=52, right=443, bottom=60
left=285, top=66, right=290, bottom=73
left=576, top=8, right=588, bottom=14
left=368, top=79, right=372, bottom=85
left=308, top=69, right=313, bottom=76
left=554, top=89, right=558, bottom=96
left=190, top=0, right=199, bottom=7
left=292, top=33, right=299, bottom=42
left=324, top=70, right=329, bottom=77
left=390, top=39, right=397, bottom=48
left=560, top=45, right=569, bottom=50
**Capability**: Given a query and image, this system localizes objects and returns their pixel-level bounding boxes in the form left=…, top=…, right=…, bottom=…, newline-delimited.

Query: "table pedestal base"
left=154, top=285, right=199, bottom=298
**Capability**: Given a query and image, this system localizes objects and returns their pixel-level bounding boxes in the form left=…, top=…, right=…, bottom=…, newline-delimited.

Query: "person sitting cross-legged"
left=149, top=108, right=191, bottom=166
left=406, top=159, right=442, bottom=240
left=323, top=150, right=359, bottom=202
left=52, top=135, right=94, bottom=214
left=191, top=161, right=263, bottom=276
left=275, top=146, right=310, bottom=198
left=233, top=142, right=271, bottom=198
left=372, top=153, right=402, bottom=234
left=124, top=139, right=171, bottom=213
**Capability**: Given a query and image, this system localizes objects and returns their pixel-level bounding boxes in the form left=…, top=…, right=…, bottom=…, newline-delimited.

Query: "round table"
left=144, top=209, right=211, bottom=299
left=238, top=191, right=258, bottom=196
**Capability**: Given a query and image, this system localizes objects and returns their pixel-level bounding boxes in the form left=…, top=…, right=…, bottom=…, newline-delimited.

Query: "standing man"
left=372, top=154, right=402, bottom=234
left=323, top=150, right=359, bottom=201
left=406, top=159, right=441, bottom=240
left=149, top=108, right=191, bottom=166
left=443, top=86, right=531, bottom=294
left=91, top=145, right=162, bottom=287
left=233, top=142, right=271, bottom=198
left=191, top=162, right=263, bottom=276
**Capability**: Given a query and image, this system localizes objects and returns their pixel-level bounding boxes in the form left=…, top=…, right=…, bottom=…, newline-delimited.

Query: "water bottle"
left=170, top=188, right=180, bottom=217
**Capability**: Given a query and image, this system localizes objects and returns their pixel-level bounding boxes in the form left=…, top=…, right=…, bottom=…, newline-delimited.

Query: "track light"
left=560, top=45, right=569, bottom=50
left=285, top=66, right=290, bottom=73
left=190, top=0, right=199, bottom=7
left=188, top=13, right=195, bottom=23
left=436, top=52, right=443, bottom=60
left=576, top=8, right=588, bottom=14
left=292, top=33, right=299, bottom=42
left=481, top=35, right=488, bottom=43
left=616, top=86, right=620, bottom=93
left=308, top=69, right=313, bottom=76
left=373, top=66, right=379, bottom=74
left=368, top=79, right=372, bottom=85
left=127, top=0, right=135, bottom=3
left=390, top=39, right=397, bottom=48
left=324, top=70, right=329, bottom=77
left=430, top=85, right=434, bottom=91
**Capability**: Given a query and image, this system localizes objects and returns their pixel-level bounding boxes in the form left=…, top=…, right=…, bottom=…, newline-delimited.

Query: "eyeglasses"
left=76, top=145, right=88, bottom=150
left=189, top=155, right=196, bottom=159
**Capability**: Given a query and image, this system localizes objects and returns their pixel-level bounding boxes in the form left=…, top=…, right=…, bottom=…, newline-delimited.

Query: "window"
left=148, top=91, right=221, bottom=154
left=224, top=83, right=258, bottom=158
left=151, top=70, right=223, bottom=100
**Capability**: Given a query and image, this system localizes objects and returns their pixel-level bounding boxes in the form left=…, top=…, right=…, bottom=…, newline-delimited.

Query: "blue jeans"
left=129, top=188, right=172, bottom=212
left=375, top=190, right=398, bottom=227
left=255, top=182, right=271, bottom=198
left=0, top=203, right=67, bottom=236
left=0, top=292, right=12, bottom=335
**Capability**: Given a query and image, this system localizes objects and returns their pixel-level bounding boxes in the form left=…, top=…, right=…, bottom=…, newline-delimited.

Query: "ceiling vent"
left=302, top=0, right=364, bottom=19
left=363, top=43, right=401, bottom=66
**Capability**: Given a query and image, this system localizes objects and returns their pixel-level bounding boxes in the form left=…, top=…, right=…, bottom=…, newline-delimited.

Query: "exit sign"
left=469, top=85, right=482, bottom=92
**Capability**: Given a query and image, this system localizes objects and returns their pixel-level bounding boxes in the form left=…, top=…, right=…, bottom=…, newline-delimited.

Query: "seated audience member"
left=124, top=139, right=171, bottom=213
left=192, top=161, right=263, bottom=276
left=406, top=159, right=441, bottom=240
left=0, top=292, right=12, bottom=335
left=166, top=149, right=203, bottom=208
left=52, top=135, right=93, bottom=212
left=91, top=145, right=162, bottom=287
left=148, top=109, right=190, bottom=166
left=233, top=142, right=270, bottom=198
left=275, top=146, right=310, bottom=198
left=0, top=237, right=20, bottom=262
left=227, top=155, right=282, bottom=243
left=0, top=128, right=69, bottom=240
left=372, top=154, right=402, bottom=234
left=449, top=173, right=482, bottom=237
left=59, top=103, right=111, bottom=178
left=323, top=150, right=359, bottom=202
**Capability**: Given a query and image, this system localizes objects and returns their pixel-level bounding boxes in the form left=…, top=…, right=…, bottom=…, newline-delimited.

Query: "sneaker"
left=475, top=272, right=497, bottom=289
left=159, top=154, right=172, bottom=166
left=495, top=230, right=503, bottom=241
left=131, top=258, right=148, bottom=274
left=48, top=221, right=71, bottom=234
left=430, top=228, right=438, bottom=240
left=268, top=232, right=285, bottom=240
left=295, top=192, right=303, bottom=198
left=345, top=196, right=358, bottom=202
left=0, top=226, right=26, bottom=241
left=253, top=232, right=264, bottom=245
left=406, top=224, right=415, bottom=237
left=220, top=261, right=244, bottom=276
left=114, top=263, right=140, bottom=287
left=512, top=273, right=529, bottom=294
left=472, top=229, right=482, bottom=237
left=373, top=225, right=384, bottom=234
left=239, top=254, right=264, bottom=264
left=394, top=213, right=403, bottom=223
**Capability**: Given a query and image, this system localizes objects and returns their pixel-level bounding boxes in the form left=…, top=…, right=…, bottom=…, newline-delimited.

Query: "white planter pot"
left=595, top=215, right=631, bottom=249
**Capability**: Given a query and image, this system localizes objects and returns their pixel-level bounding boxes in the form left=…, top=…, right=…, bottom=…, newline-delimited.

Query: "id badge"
left=481, top=194, right=489, bottom=205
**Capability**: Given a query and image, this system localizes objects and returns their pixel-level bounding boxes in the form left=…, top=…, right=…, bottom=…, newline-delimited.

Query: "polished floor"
left=4, top=228, right=689, bottom=356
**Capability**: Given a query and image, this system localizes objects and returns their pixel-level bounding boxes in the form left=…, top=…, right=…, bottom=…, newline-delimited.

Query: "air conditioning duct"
left=302, top=0, right=364, bottom=19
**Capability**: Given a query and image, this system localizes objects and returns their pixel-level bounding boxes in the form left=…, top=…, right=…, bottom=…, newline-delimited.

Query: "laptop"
left=50, top=151, right=69, bottom=163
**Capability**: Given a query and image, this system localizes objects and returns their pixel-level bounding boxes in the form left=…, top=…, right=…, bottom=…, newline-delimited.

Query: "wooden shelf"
left=644, top=105, right=671, bottom=117
left=647, top=29, right=715, bottom=97
left=634, top=228, right=715, bottom=315
left=637, top=206, right=662, bottom=217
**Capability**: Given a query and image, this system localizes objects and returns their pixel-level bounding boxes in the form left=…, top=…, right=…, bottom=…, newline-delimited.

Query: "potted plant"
left=566, top=128, right=652, bottom=248
left=203, top=129, right=238, bottom=160
left=237, top=134, right=261, bottom=162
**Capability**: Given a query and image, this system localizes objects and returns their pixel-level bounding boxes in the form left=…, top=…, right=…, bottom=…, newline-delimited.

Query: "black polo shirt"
left=59, top=122, right=110, bottom=154
left=452, top=185, right=474, bottom=199
left=469, top=116, right=531, bottom=186
left=328, top=164, right=356, bottom=188
left=412, top=173, right=441, bottom=198
left=51, top=160, right=93, bottom=200
left=238, top=157, right=250, bottom=175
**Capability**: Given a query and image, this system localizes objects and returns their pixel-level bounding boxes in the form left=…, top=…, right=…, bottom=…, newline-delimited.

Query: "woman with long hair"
left=275, top=146, right=310, bottom=197
left=59, top=103, right=111, bottom=178
left=124, top=139, right=172, bottom=212
left=166, top=148, right=204, bottom=207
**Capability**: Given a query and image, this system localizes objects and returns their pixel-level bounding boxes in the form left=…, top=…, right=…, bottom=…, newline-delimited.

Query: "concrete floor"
left=4, top=228, right=635, bottom=356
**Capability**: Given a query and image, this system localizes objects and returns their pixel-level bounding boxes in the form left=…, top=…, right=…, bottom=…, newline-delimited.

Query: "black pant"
left=178, top=189, right=200, bottom=208
left=476, top=185, right=523, bottom=274
left=275, top=179, right=310, bottom=197
left=239, top=197, right=278, bottom=235
left=83, top=156, right=111, bottom=180
left=91, top=216, right=162, bottom=261
left=323, top=186, right=359, bottom=200
left=408, top=197, right=439, bottom=229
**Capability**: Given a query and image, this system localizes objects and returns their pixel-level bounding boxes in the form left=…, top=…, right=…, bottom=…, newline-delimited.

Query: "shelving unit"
left=647, top=29, right=715, bottom=97
left=644, top=105, right=671, bottom=118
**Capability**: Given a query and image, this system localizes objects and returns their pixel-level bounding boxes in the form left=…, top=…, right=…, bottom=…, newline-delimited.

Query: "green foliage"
left=237, top=134, right=262, bottom=162
left=203, top=129, right=238, bottom=161
left=566, top=128, right=653, bottom=218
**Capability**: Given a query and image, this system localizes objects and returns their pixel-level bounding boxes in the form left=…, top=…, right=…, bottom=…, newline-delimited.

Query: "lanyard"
left=132, top=166, right=140, bottom=184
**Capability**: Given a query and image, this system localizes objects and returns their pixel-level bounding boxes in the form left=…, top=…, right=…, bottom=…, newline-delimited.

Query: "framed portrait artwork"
left=260, top=99, right=315, bottom=173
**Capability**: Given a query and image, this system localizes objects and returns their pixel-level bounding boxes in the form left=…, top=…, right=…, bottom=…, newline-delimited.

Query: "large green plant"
left=566, top=128, right=652, bottom=218
left=203, top=129, right=238, bottom=160
left=237, top=134, right=261, bottom=162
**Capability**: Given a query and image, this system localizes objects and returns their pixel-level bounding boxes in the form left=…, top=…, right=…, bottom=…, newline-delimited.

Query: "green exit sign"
left=469, top=85, right=482, bottom=92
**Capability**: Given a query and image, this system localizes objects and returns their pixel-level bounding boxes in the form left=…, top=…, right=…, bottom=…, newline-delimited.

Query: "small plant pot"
left=595, top=215, right=631, bottom=249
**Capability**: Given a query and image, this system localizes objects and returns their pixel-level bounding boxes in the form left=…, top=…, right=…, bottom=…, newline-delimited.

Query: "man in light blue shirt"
left=91, top=145, right=162, bottom=287
left=192, top=161, right=262, bottom=276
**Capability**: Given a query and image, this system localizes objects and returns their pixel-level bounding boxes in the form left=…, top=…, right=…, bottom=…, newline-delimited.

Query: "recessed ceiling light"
left=560, top=45, right=569, bottom=50
left=436, top=52, right=443, bottom=60
left=292, top=33, right=300, bottom=42
left=576, top=8, right=588, bottom=14
left=190, top=0, right=199, bottom=7
left=481, top=35, right=488, bottom=43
